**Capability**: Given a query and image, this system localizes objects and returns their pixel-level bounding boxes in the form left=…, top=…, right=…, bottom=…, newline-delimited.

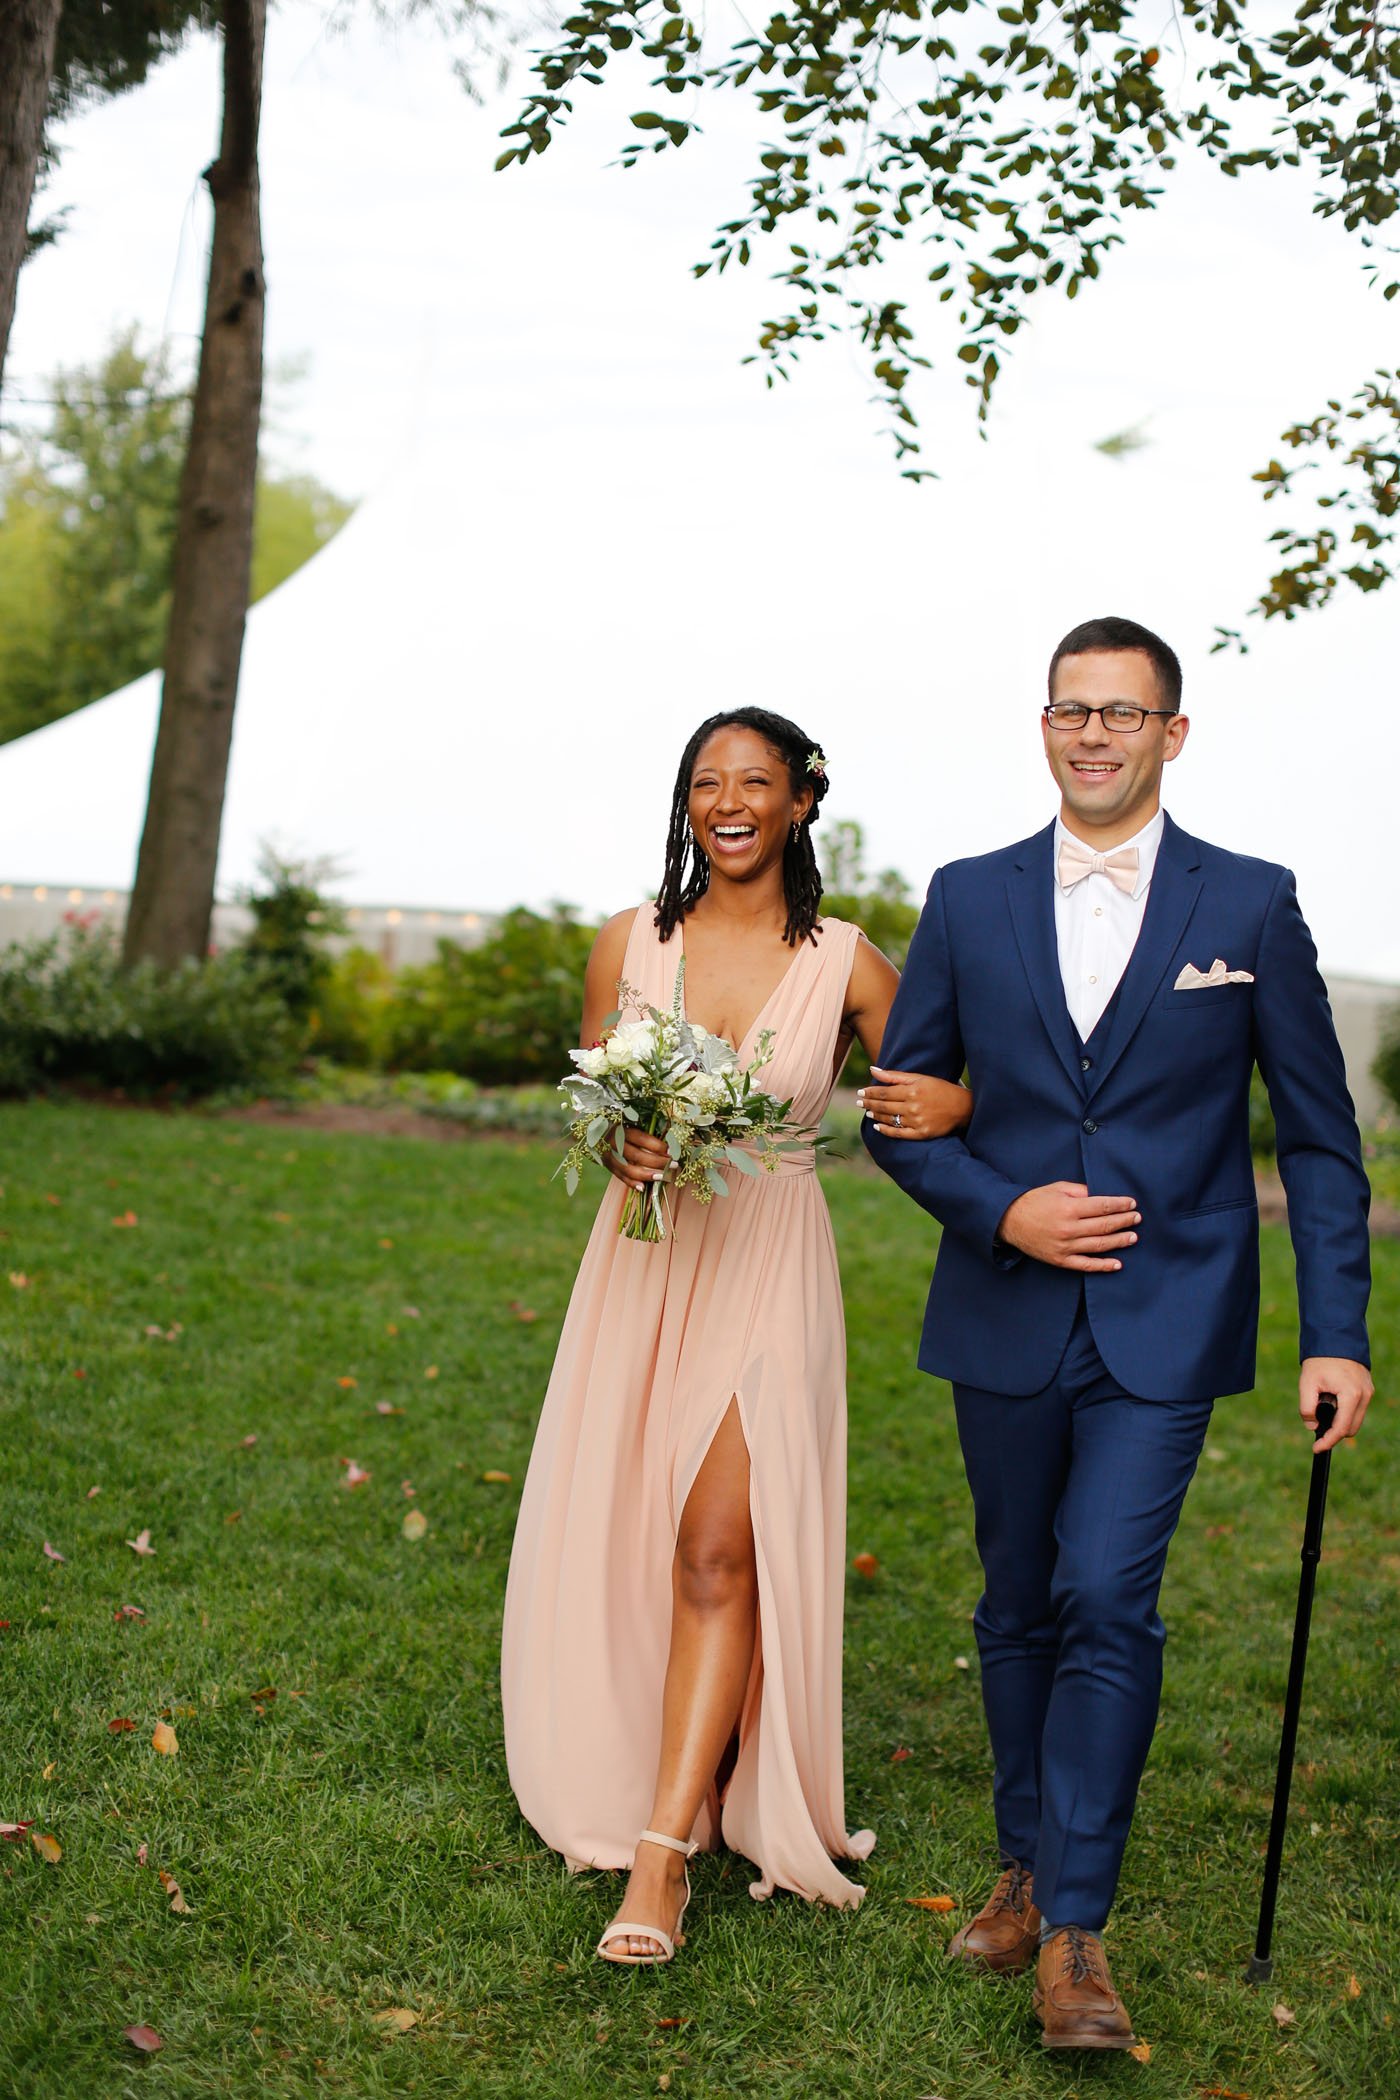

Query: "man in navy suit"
left=862, top=616, right=1372, bottom=2049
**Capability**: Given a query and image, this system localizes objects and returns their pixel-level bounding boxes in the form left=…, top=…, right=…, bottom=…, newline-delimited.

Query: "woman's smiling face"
left=688, top=726, right=812, bottom=882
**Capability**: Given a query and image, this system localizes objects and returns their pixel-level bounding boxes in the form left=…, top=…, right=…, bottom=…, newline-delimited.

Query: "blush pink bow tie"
left=1057, top=839, right=1140, bottom=896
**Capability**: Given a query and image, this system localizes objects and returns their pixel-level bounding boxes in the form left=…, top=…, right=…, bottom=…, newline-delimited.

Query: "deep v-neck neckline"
left=676, top=919, right=814, bottom=1057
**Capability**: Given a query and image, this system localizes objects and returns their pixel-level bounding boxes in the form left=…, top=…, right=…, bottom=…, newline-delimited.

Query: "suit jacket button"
left=1080, top=1056, right=1092, bottom=1072
left=1082, top=1116, right=1098, bottom=1134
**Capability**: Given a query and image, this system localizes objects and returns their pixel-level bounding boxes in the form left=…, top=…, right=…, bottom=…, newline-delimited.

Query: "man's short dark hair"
left=1048, top=616, right=1183, bottom=713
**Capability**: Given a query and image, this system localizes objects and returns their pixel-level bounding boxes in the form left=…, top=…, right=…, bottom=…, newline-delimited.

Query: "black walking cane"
left=1244, top=1392, right=1338, bottom=1985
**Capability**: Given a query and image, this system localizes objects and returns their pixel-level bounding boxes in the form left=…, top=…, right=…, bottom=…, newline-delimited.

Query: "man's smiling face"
left=1042, top=648, right=1189, bottom=844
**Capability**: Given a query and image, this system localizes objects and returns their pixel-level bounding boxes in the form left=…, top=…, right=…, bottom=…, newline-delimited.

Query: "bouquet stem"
left=618, top=1107, right=671, bottom=1241
left=619, top=1176, right=670, bottom=1242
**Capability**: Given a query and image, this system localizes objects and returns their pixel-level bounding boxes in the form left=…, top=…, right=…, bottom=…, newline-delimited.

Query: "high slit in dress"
left=501, top=908, right=873, bottom=1907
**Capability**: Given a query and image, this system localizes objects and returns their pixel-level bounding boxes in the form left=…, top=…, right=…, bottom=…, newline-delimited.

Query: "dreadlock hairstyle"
left=654, top=707, right=831, bottom=947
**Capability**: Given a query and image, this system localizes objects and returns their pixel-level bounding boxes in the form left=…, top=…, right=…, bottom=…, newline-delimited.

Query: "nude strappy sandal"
left=595, top=1829, right=699, bottom=1966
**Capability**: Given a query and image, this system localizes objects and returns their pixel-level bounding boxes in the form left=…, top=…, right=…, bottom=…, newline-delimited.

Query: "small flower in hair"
left=806, top=748, right=827, bottom=779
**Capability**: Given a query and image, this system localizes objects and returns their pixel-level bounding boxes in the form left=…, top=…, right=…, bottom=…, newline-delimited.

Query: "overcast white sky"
left=5, top=1, right=1398, bottom=976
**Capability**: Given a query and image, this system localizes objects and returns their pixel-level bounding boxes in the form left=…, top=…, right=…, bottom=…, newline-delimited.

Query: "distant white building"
left=0, top=883, right=495, bottom=970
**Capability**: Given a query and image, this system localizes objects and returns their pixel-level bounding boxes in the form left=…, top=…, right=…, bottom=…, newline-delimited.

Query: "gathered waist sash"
left=733, top=1145, right=816, bottom=1180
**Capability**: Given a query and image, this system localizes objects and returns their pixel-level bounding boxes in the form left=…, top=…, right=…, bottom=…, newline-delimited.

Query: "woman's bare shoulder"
left=588, top=906, right=644, bottom=969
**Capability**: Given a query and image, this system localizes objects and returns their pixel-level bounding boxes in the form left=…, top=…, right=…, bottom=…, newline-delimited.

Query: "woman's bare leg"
left=605, top=1399, right=756, bottom=1957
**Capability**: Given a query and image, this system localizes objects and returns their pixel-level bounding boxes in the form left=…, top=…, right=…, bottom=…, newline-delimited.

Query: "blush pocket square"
left=1174, top=958, right=1255, bottom=990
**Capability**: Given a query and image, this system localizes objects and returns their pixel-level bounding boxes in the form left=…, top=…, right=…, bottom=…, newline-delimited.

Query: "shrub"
left=0, top=923, right=302, bottom=1097
left=384, top=906, right=598, bottom=1084
left=311, top=945, right=400, bottom=1068
left=1373, top=1003, right=1400, bottom=1116
left=820, top=820, right=920, bottom=1086
left=239, top=851, right=346, bottom=1020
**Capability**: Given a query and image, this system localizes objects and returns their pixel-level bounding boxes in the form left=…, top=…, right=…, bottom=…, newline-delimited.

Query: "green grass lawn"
left=2, top=1102, right=1396, bottom=2099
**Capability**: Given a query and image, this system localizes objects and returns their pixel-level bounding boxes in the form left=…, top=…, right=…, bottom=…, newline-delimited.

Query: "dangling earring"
left=791, top=820, right=801, bottom=846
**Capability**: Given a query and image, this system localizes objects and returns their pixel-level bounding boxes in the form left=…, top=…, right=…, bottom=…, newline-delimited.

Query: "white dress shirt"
left=1053, top=809, right=1164, bottom=1041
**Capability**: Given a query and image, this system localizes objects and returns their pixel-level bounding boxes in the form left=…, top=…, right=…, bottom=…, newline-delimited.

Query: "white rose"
left=574, top=1045, right=608, bottom=1078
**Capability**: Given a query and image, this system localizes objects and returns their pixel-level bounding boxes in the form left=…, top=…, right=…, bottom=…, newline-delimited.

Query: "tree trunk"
left=123, top=0, right=265, bottom=968
left=0, top=0, right=64, bottom=402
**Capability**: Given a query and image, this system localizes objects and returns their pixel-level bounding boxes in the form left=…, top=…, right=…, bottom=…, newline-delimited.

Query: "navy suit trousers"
left=952, top=1303, right=1213, bottom=1931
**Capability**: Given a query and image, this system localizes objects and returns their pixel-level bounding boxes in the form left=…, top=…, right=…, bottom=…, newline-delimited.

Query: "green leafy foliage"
left=311, top=907, right=602, bottom=1084
left=1216, top=371, right=1400, bottom=648
left=0, top=922, right=301, bottom=1097
left=238, top=853, right=347, bottom=1023
left=1373, top=999, right=1400, bottom=1115
left=384, top=907, right=599, bottom=1083
left=310, top=946, right=403, bottom=1069
left=501, top=0, right=1400, bottom=614
left=0, top=331, right=353, bottom=745
left=820, top=819, right=919, bottom=1084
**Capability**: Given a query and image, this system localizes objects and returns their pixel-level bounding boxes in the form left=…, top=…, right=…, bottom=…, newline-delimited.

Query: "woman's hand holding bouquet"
left=557, top=962, right=815, bottom=1242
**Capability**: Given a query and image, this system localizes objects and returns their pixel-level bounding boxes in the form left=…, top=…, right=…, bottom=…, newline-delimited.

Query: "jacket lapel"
left=1006, top=823, right=1083, bottom=1092
left=1088, top=812, right=1205, bottom=1095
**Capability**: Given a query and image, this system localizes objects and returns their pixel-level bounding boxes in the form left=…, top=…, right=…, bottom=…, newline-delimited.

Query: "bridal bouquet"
left=558, top=962, right=813, bottom=1242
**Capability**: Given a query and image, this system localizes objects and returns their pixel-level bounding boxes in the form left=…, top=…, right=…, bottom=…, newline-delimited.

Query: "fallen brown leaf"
left=43, top=1193, right=61, bottom=1206
left=890, top=1745, right=912, bottom=1764
left=31, top=1832, right=62, bottom=1864
left=86, top=1485, right=101, bottom=1500
left=9, top=1271, right=30, bottom=1288
left=851, top=1552, right=879, bottom=1579
left=336, top=1376, right=358, bottom=1389
left=340, top=1460, right=371, bottom=1489
left=401, top=1479, right=416, bottom=1498
left=114, top=1603, right=145, bottom=1621
left=1128, top=2041, right=1152, bottom=2063
left=111, top=1211, right=139, bottom=1228
left=1198, top=2087, right=1249, bottom=2098
left=385, top=1323, right=399, bottom=1336
left=953, top=1656, right=970, bottom=1671
left=1346, top=1974, right=1362, bottom=1998
left=906, top=1895, right=956, bottom=1912
left=480, top=1469, right=511, bottom=1485
left=374, top=1401, right=403, bottom=1416
left=42, top=1762, right=56, bottom=1780
left=402, top=1509, right=429, bottom=1541
left=371, top=2008, right=418, bottom=2032
left=507, top=1301, right=538, bottom=1323
left=136, top=1842, right=149, bottom=1866
left=402, top=1305, right=420, bottom=1317
left=655, top=2016, right=688, bottom=2029
left=151, top=1721, right=178, bottom=1757
left=126, top=1529, right=156, bottom=1558
left=42, top=1540, right=65, bottom=1563
left=108, top=1717, right=137, bottom=1733
left=1272, top=2002, right=1296, bottom=2027
left=0, top=1822, right=34, bottom=1841
left=123, top=2025, right=163, bottom=2054
left=238, top=1433, right=257, bottom=1447
left=224, top=1510, right=241, bottom=1524
left=158, top=1869, right=190, bottom=1915
left=424, top=1364, right=439, bottom=1379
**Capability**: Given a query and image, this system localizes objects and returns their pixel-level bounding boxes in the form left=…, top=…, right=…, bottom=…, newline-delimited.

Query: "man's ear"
left=1162, top=714, right=1190, bottom=764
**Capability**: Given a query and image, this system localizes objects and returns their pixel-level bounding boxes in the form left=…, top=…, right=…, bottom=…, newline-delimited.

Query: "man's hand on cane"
left=1300, top=1358, right=1372, bottom=1453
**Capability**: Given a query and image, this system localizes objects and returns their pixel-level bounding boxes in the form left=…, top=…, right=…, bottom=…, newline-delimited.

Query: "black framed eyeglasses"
left=1043, top=702, right=1176, bottom=734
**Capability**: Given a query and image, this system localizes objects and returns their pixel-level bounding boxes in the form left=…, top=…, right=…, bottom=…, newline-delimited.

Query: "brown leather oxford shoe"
left=946, top=1864, right=1041, bottom=1974
left=1032, top=1926, right=1137, bottom=2050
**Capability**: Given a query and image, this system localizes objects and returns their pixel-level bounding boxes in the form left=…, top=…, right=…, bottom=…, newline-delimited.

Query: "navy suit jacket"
left=863, top=815, right=1371, bottom=1400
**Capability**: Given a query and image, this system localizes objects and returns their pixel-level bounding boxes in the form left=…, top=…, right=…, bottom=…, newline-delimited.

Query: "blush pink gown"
left=501, top=909, right=874, bottom=1909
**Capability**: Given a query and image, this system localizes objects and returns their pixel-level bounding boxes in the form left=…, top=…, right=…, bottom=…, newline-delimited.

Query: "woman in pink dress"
left=501, top=707, right=970, bottom=1962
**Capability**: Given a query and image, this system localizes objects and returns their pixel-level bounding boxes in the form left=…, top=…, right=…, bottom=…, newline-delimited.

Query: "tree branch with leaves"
left=500, top=0, right=1400, bottom=623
